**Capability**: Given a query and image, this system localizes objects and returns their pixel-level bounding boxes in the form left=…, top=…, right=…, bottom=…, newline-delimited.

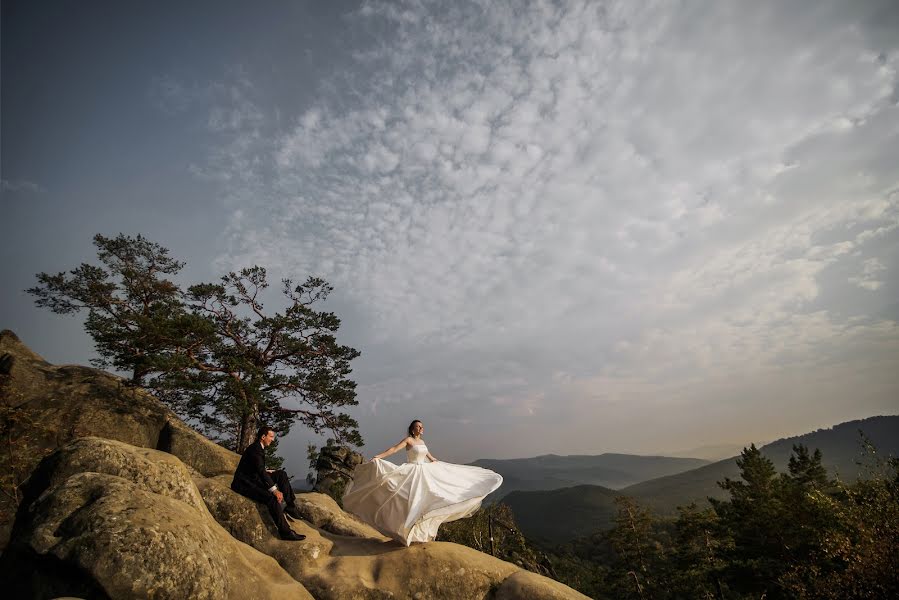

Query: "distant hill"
left=502, top=415, right=899, bottom=543
left=470, top=453, right=710, bottom=499
left=625, top=415, right=899, bottom=516
left=666, top=443, right=755, bottom=461
left=501, top=484, right=621, bottom=544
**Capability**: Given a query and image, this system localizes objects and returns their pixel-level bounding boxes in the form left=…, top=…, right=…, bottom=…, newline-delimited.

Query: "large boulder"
left=293, top=491, right=388, bottom=539
left=1, top=332, right=594, bottom=599
left=0, top=439, right=312, bottom=599
left=20, top=436, right=207, bottom=514
left=199, top=484, right=594, bottom=600
left=0, top=330, right=237, bottom=476
left=195, top=475, right=333, bottom=566
left=313, top=444, right=364, bottom=502
left=496, top=570, right=590, bottom=600
left=0, top=330, right=238, bottom=550
left=298, top=540, right=522, bottom=600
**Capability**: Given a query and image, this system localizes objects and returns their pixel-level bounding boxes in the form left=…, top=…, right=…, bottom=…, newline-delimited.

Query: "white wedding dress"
left=342, top=443, right=503, bottom=546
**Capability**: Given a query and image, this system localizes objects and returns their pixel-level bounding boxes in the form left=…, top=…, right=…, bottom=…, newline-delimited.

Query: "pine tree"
left=778, top=444, right=833, bottom=572
left=27, top=233, right=189, bottom=385
left=29, top=234, right=363, bottom=453
left=670, top=503, right=725, bottom=599
left=162, top=267, right=362, bottom=451
left=711, top=444, right=786, bottom=598
left=780, top=448, right=899, bottom=599
left=607, top=496, right=667, bottom=599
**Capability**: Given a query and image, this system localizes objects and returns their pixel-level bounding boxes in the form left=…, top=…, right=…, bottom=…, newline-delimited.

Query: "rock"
left=156, top=418, right=238, bottom=478
left=1, top=332, right=592, bottom=599
left=0, top=351, right=14, bottom=375
left=197, top=472, right=588, bottom=600
left=21, top=436, right=207, bottom=514
left=313, top=444, right=364, bottom=501
left=1, top=470, right=311, bottom=599
left=300, top=540, right=519, bottom=600
left=293, top=491, right=389, bottom=539
left=0, top=330, right=238, bottom=550
left=496, top=569, right=593, bottom=600
left=0, top=330, right=237, bottom=477
left=195, top=475, right=333, bottom=568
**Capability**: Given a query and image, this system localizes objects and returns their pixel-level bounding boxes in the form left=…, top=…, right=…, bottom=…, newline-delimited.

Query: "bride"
left=342, top=419, right=503, bottom=546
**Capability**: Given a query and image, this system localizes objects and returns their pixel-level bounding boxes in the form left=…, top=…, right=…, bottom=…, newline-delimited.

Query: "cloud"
left=191, top=0, right=899, bottom=459
left=850, top=257, right=887, bottom=290
left=148, top=75, right=201, bottom=114
left=1, top=179, right=46, bottom=194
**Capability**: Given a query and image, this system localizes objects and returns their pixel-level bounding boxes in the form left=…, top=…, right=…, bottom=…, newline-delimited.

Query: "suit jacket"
left=231, top=442, right=276, bottom=495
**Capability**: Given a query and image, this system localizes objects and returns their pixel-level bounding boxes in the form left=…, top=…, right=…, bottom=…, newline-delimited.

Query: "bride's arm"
left=426, top=451, right=438, bottom=462
left=371, top=437, right=412, bottom=461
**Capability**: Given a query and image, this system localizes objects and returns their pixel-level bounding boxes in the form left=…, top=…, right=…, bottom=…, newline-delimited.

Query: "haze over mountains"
left=495, top=415, right=899, bottom=544
left=471, top=454, right=710, bottom=499
left=666, top=443, right=757, bottom=461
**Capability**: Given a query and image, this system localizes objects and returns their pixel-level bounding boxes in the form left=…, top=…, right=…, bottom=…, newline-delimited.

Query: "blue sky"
left=3, top=0, right=898, bottom=465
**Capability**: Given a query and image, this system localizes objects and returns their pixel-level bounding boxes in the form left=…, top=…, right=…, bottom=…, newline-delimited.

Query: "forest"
left=440, top=442, right=899, bottom=599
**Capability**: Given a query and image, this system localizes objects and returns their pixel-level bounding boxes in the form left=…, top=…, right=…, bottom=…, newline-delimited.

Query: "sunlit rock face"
left=313, top=444, right=365, bottom=501
left=0, top=438, right=310, bottom=600
left=0, top=331, right=592, bottom=599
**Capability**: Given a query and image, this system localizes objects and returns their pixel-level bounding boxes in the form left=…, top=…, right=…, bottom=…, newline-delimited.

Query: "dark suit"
left=231, top=442, right=296, bottom=536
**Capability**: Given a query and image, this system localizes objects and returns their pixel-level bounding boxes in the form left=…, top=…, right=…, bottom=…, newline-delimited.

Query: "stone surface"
left=300, top=539, right=519, bottom=600
left=23, top=436, right=207, bottom=514
left=0, top=329, right=238, bottom=550
left=1, top=332, right=593, bottom=600
left=157, top=418, right=238, bottom=478
left=2, top=469, right=311, bottom=599
left=0, top=329, right=238, bottom=478
left=496, top=569, right=593, bottom=600
left=313, top=444, right=364, bottom=501
left=294, top=491, right=389, bottom=540
left=196, top=475, right=333, bottom=567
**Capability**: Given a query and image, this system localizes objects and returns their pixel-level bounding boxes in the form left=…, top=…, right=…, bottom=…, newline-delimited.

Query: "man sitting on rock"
left=232, top=425, right=306, bottom=541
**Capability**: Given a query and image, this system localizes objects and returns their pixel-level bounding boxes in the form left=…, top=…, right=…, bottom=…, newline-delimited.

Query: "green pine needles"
left=28, top=233, right=363, bottom=453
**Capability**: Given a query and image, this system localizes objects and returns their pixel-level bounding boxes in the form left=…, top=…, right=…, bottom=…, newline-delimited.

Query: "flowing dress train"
left=342, top=444, right=503, bottom=545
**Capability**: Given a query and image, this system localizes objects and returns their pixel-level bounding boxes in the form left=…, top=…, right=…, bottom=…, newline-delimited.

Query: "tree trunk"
left=236, top=409, right=259, bottom=453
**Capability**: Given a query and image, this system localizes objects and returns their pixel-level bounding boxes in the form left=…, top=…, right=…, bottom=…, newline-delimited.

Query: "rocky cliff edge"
left=0, top=330, right=590, bottom=600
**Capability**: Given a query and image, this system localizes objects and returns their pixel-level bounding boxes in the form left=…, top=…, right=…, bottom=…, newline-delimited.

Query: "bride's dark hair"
left=408, top=420, right=422, bottom=436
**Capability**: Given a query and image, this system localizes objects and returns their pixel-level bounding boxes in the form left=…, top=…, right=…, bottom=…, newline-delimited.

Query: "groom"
left=231, top=425, right=306, bottom=541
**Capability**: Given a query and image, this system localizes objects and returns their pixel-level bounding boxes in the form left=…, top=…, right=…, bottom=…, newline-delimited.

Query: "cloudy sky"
left=3, top=0, right=898, bottom=465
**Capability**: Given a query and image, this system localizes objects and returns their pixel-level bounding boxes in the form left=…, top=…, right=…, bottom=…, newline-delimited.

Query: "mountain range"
left=497, top=415, right=899, bottom=544
left=470, top=453, right=710, bottom=499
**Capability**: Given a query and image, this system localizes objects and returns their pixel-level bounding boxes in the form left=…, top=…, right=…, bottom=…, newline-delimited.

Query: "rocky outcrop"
left=313, top=444, right=364, bottom=501
left=496, top=570, right=588, bottom=600
left=196, top=475, right=334, bottom=566
left=0, top=331, right=593, bottom=599
left=293, top=491, right=388, bottom=539
left=20, top=436, right=208, bottom=514
left=0, top=329, right=238, bottom=478
left=1, top=438, right=311, bottom=599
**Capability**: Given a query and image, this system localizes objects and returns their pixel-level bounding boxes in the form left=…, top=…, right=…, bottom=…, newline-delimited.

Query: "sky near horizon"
left=3, top=0, right=898, bottom=466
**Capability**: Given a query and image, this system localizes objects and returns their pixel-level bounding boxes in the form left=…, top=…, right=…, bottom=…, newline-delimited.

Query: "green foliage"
left=161, top=267, right=362, bottom=451
left=263, top=437, right=285, bottom=471
left=329, top=477, right=348, bottom=507
left=27, top=234, right=187, bottom=384
left=669, top=503, right=727, bottom=599
left=437, top=503, right=553, bottom=576
left=536, top=439, right=897, bottom=600
left=710, top=443, right=788, bottom=597
left=606, top=495, right=670, bottom=600
left=28, top=233, right=363, bottom=453
left=779, top=453, right=899, bottom=599
left=306, top=443, right=319, bottom=486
